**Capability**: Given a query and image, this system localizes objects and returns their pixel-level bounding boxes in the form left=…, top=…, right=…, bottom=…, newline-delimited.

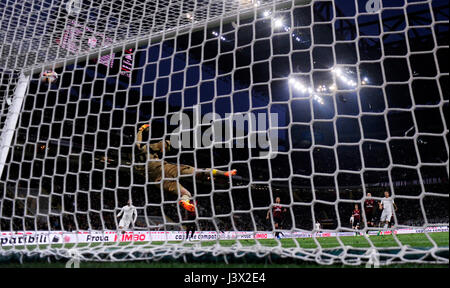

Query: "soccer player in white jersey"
left=117, top=200, right=137, bottom=232
left=315, top=221, right=321, bottom=232
left=379, top=191, right=397, bottom=229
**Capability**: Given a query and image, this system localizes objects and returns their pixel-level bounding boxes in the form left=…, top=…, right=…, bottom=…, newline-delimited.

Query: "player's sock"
left=224, top=169, right=237, bottom=177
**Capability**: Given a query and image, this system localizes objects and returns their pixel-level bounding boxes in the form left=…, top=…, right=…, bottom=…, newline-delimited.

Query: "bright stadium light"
left=295, top=82, right=304, bottom=91
left=274, top=18, right=284, bottom=28
left=332, top=67, right=360, bottom=88
left=211, top=31, right=226, bottom=41
left=313, top=94, right=324, bottom=105
left=263, top=10, right=271, bottom=17
left=333, top=67, right=342, bottom=76
left=289, top=77, right=307, bottom=94
left=288, top=76, right=327, bottom=105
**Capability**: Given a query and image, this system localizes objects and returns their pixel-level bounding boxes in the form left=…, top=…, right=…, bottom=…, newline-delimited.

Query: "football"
left=40, top=70, right=58, bottom=84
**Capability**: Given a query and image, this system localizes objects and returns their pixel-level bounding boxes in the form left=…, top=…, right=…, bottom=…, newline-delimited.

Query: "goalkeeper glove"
left=139, top=124, right=150, bottom=132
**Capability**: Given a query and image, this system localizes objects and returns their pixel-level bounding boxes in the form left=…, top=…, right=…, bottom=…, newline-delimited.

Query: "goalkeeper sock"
left=224, top=170, right=237, bottom=177
left=180, top=200, right=195, bottom=212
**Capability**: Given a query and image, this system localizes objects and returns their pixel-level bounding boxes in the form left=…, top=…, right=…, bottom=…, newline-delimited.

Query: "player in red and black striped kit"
left=364, top=193, right=376, bottom=227
left=266, top=197, right=287, bottom=239
left=351, top=204, right=361, bottom=230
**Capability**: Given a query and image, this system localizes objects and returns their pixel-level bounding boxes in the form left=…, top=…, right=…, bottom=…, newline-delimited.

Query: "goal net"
left=0, top=0, right=448, bottom=266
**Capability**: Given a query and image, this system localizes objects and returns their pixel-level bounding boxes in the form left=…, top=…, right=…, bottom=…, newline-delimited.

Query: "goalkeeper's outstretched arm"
left=136, top=124, right=170, bottom=156
left=136, top=124, right=149, bottom=153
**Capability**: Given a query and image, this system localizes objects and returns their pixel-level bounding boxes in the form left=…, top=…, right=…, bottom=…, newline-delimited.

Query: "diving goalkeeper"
left=135, top=124, right=237, bottom=213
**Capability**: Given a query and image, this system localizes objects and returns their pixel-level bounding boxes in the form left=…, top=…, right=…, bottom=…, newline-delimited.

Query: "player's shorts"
left=380, top=211, right=392, bottom=222
left=161, top=164, right=195, bottom=194
left=119, top=218, right=131, bottom=229
left=365, top=210, right=375, bottom=222
left=273, top=216, right=283, bottom=226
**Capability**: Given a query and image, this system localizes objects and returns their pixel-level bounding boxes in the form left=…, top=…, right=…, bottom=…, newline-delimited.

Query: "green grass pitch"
left=0, top=232, right=448, bottom=268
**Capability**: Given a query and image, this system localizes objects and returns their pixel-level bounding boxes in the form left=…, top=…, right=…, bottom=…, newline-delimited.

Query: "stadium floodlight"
left=273, top=18, right=284, bottom=28
left=333, top=67, right=343, bottom=76
left=263, top=10, right=272, bottom=17
left=313, top=94, right=324, bottom=105
left=0, top=0, right=448, bottom=268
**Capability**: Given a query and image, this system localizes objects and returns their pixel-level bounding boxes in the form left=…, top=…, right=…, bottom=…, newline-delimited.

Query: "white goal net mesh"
left=0, top=0, right=448, bottom=265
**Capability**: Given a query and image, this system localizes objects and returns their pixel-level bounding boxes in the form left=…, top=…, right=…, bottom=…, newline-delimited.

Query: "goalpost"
left=0, top=0, right=448, bottom=266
